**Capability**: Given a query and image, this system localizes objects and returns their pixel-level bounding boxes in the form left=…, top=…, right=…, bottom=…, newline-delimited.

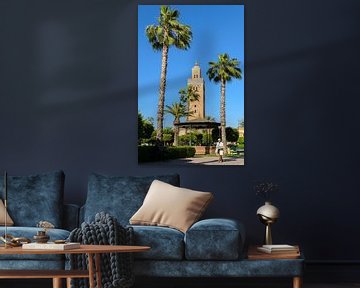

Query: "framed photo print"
left=138, top=5, right=244, bottom=166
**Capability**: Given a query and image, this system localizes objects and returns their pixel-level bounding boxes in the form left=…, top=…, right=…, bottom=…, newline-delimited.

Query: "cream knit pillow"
left=130, top=180, right=213, bottom=233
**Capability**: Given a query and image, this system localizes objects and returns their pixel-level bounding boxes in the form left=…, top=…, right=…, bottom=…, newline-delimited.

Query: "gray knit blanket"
left=68, top=212, right=134, bottom=288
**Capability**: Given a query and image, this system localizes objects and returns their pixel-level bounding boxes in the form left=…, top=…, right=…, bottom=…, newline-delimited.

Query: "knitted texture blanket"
left=68, top=212, right=134, bottom=288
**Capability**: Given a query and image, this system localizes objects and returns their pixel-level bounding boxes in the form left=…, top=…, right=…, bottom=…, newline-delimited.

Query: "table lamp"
left=256, top=201, right=280, bottom=245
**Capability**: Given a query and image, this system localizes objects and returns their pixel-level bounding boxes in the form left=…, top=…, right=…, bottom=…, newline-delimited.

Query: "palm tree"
left=179, top=85, right=199, bottom=105
left=179, top=85, right=199, bottom=122
left=207, top=53, right=242, bottom=154
left=165, top=102, right=191, bottom=146
left=146, top=6, right=192, bottom=142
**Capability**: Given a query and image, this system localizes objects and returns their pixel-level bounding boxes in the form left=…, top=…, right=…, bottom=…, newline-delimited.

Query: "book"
left=257, top=244, right=299, bottom=254
left=263, top=244, right=298, bottom=250
left=22, top=242, right=80, bottom=250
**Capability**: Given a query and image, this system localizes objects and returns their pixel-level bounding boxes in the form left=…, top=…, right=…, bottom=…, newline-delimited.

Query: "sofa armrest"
left=63, top=204, right=80, bottom=231
left=184, top=218, right=245, bottom=260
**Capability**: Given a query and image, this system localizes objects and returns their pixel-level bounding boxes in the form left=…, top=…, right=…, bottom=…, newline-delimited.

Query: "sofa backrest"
left=63, top=203, right=80, bottom=231
left=82, top=173, right=180, bottom=226
left=0, top=170, right=65, bottom=228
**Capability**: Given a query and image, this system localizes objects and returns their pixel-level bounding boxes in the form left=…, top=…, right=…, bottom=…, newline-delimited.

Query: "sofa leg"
left=53, top=278, right=62, bottom=288
left=293, top=276, right=302, bottom=288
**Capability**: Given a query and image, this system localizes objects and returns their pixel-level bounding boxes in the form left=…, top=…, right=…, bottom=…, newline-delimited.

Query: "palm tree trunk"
left=174, top=120, right=179, bottom=146
left=156, top=44, right=169, bottom=142
left=220, top=80, right=227, bottom=154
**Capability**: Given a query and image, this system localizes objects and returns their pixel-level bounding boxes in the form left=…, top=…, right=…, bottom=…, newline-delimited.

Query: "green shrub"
left=185, top=146, right=196, bottom=157
left=165, top=146, right=195, bottom=159
left=212, top=126, right=239, bottom=142
left=238, top=136, right=244, bottom=145
left=201, top=133, right=212, bottom=146
left=138, top=146, right=160, bottom=162
left=138, top=146, right=195, bottom=163
left=178, top=133, right=197, bottom=146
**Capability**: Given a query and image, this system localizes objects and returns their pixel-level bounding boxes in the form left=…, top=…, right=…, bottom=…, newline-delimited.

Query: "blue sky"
left=138, top=5, right=244, bottom=128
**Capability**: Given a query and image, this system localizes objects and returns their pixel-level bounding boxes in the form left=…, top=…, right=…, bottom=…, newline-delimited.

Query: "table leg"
left=95, top=253, right=102, bottom=288
left=66, top=277, right=72, bottom=288
left=293, top=276, right=302, bottom=288
left=52, top=278, right=62, bottom=288
left=88, top=253, right=95, bottom=288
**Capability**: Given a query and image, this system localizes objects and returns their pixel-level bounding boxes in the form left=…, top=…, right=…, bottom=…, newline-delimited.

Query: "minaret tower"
left=187, top=62, right=205, bottom=120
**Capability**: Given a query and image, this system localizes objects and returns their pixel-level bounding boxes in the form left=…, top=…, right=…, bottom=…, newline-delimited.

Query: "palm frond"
left=145, top=25, right=163, bottom=50
left=178, top=85, right=199, bottom=105
left=146, top=6, right=192, bottom=51
left=165, top=101, right=192, bottom=122
left=206, top=53, right=243, bottom=83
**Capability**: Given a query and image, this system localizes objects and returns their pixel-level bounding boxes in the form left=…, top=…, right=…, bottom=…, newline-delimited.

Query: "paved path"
left=141, top=156, right=244, bottom=166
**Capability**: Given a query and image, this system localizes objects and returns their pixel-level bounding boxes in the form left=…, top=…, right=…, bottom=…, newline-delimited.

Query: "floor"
left=303, top=283, right=360, bottom=288
left=135, top=283, right=360, bottom=288
left=1, top=279, right=360, bottom=288
left=134, top=278, right=360, bottom=288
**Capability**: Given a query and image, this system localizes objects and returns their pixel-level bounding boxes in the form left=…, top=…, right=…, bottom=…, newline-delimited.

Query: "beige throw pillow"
left=0, top=199, right=14, bottom=226
left=130, top=180, right=213, bottom=233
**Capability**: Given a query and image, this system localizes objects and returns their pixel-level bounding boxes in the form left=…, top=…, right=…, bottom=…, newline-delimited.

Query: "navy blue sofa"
left=80, top=173, right=304, bottom=282
left=0, top=171, right=79, bottom=270
left=0, top=171, right=303, bottom=286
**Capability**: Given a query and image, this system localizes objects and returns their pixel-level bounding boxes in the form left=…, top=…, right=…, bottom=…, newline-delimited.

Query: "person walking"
left=216, top=138, right=224, bottom=163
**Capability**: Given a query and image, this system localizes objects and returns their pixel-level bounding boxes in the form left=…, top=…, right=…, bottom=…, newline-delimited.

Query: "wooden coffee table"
left=0, top=244, right=150, bottom=288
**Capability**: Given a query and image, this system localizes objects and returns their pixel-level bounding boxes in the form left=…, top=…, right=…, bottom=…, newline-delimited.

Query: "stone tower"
left=187, top=62, right=205, bottom=120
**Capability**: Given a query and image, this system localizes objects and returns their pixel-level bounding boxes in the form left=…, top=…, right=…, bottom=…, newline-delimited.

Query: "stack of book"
left=257, top=244, right=299, bottom=254
left=248, top=244, right=300, bottom=260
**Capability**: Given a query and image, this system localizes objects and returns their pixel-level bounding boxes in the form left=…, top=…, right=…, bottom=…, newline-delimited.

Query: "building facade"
left=187, top=62, right=205, bottom=120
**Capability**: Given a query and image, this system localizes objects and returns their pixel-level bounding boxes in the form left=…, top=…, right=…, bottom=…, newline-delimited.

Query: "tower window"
left=194, top=105, right=197, bottom=108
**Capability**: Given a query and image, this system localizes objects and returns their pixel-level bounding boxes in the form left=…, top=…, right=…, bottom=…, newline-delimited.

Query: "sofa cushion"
left=130, top=180, right=213, bottom=233
left=84, top=173, right=180, bottom=225
left=0, top=199, right=14, bottom=226
left=0, top=171, right=65, bottom=227
left=184, top=218, right=245, bottom=260
left=0, top=227, right=69, bottom=261
left=130, top=225, right=184, bottom=260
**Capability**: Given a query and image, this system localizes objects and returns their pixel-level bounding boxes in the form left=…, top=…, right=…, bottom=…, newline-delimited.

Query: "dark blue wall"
left=1, top=0, right=360, bottom=262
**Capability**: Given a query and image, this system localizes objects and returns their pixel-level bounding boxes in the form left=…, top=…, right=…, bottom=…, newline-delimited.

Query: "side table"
left=247, top=245, right=304, bottom=288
